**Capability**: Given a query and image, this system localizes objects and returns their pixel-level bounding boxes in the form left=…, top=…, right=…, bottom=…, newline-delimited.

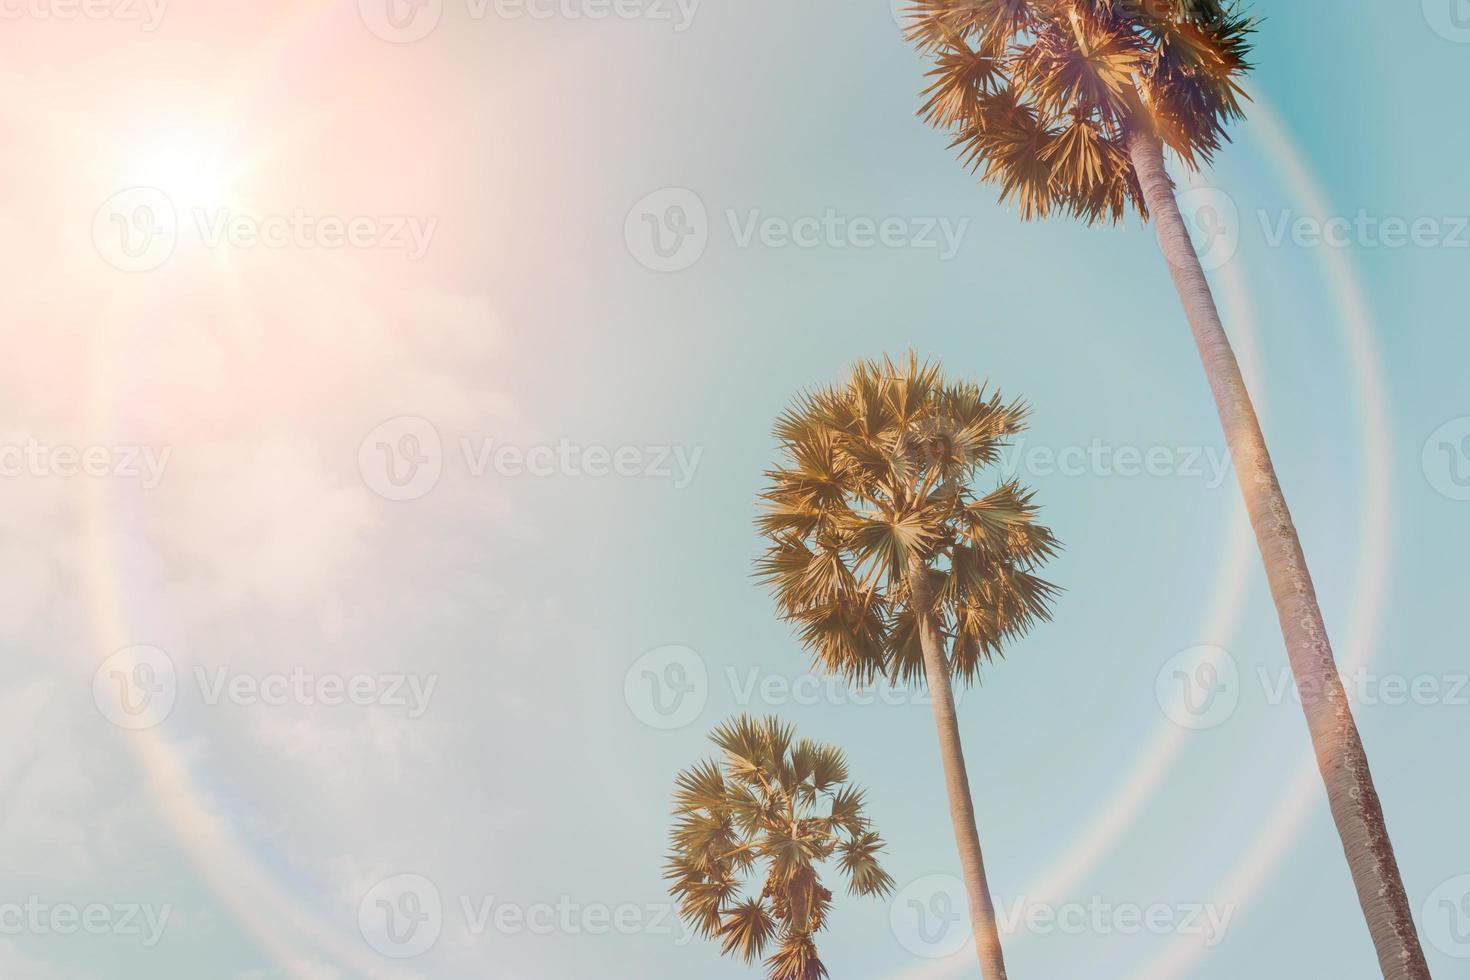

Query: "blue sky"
left=2, top=1, right=1468, bottom=978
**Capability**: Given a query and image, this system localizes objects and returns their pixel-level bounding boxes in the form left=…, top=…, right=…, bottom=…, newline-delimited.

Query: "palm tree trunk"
left=1124, top=118, right=1431, bottom=980
left=907, top=559, right=1009, bottom=980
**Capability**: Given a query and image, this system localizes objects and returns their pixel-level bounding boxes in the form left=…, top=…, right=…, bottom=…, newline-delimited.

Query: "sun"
left=114, top=121, right=245, bottom=214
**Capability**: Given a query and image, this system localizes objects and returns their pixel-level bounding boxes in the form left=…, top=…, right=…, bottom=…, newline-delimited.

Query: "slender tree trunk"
left=907, top=559, right=1008, bottom=980
left=1124, top=118, right=1431, bottom=980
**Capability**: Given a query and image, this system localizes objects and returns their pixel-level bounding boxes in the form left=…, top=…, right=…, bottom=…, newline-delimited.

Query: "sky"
left=1, top=1, right=1468, bottom=978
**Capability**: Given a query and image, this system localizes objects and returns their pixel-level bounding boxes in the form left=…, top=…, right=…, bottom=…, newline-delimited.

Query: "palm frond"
left=668, top=717, right=892, bottom=977
left=906, top=0, right=1256, bottom=223
left=719, top=898, right=778, bottom=963
left=756, top=355, right=1061, bottom=689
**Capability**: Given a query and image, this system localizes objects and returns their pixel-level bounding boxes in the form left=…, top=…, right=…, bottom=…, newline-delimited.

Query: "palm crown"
left=755, top=354, right=1059, bottom=688
left=665, top=715, right=895, bottom=980
left=905, top=0, right=1255, bottom=222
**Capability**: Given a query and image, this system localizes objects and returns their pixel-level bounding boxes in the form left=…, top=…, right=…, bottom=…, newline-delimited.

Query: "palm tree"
left=755, top=355, right=1060, bottom=980
left=665, top=715, right=896, bottom=980
left=902, top=3, right=1429, bottom=977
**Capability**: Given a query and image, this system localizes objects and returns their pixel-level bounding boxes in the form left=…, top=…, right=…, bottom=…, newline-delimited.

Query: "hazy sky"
left=2, top=1, right=1468, bottom=978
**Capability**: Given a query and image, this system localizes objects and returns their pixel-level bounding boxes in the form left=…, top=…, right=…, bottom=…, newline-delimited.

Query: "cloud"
left=0, top=677, right=100, bottom=875
left=147, top=435, right=377, bottom=609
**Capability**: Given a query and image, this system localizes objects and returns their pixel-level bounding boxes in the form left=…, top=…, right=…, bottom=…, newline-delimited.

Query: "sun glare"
left=116, top=125, right=243, bottom=214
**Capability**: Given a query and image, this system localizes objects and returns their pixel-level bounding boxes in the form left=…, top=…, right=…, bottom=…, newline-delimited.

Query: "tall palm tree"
left=755, top=355, right=1060, bottom=979
left=902, top=2, right=1430, bottom=977
left=665, top=715, right=896, bottom=980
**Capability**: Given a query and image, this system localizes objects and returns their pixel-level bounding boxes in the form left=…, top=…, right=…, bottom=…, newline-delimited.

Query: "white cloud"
left=148, top=436, right=377, bottom=609
left=0, top=677, right=99, bottom=875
